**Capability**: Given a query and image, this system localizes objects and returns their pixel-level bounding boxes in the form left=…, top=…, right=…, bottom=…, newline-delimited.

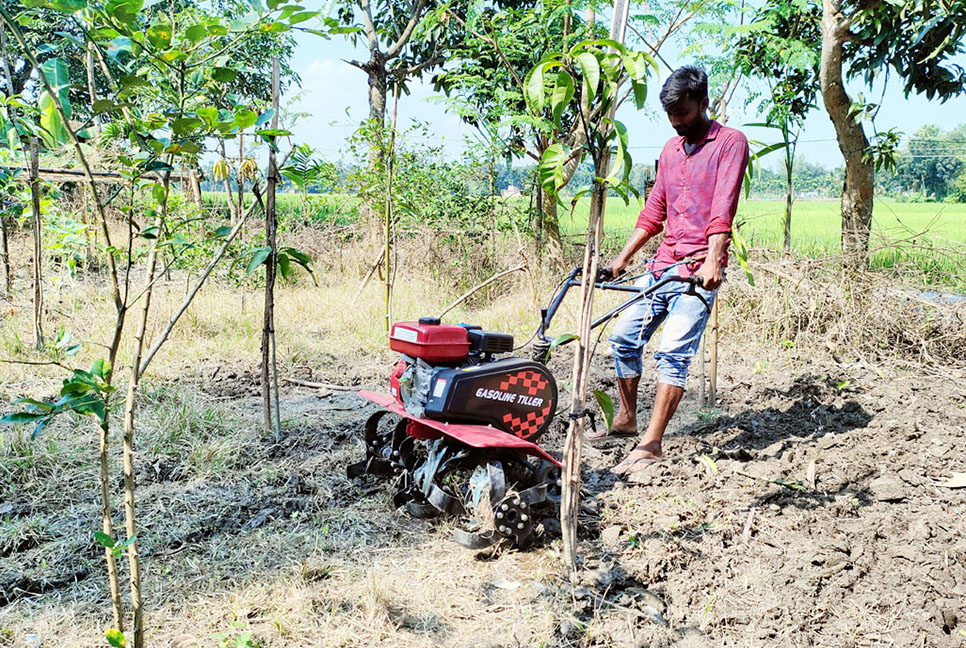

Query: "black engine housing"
left=423, top=358, right=557, bottom=441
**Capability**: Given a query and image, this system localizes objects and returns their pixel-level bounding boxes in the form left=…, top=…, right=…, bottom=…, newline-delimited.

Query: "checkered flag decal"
left=499, top=370, right=551, bottom=439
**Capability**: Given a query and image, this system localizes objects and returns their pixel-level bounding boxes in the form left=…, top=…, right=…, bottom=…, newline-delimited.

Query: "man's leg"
left=612, top=382, right=682, bottom=468
left=610, top=375, right=641, bottom=434
left=612, top=284, right=716, bottom=472
left=593, top=279, right=669, bottom=440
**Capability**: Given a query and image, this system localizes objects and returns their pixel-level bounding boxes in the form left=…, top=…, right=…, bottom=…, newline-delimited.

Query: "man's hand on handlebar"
left=600, top=258, right=628, bottom=282
left=692, top=259, right=723, bottom=291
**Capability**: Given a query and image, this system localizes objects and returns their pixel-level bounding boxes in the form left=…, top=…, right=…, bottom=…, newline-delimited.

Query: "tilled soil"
left=1, top=348, right=964, bottom=647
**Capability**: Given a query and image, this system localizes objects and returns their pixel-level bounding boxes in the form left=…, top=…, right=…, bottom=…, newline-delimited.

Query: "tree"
left=526, top=30, right=655, bottom=572
left=734, top=2, right=818, bottom=252
left=737, top=0, right=966, bottom=265
left=893, top=124, right=965, bottom=200
left=433, top=3, right=597, bottom=270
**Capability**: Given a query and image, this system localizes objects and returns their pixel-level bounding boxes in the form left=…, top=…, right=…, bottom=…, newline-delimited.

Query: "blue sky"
left=283, top=29, right=966, bottom=170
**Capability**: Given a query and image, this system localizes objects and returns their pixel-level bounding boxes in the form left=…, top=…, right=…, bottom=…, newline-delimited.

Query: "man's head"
left=659, top=66, right=710, bottom=138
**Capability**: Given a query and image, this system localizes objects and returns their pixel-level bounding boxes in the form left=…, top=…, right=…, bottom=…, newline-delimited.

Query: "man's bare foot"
left=611, top=440, right=662, bottom=475
left=609, top=407, right=637, bottom=436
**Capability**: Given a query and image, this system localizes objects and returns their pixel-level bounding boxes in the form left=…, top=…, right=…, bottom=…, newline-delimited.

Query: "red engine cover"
left=390, top=321, right=469, bottom=362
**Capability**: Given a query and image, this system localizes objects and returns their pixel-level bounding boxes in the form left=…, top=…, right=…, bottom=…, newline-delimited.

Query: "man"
left=588, top=66, right=749, bottom=475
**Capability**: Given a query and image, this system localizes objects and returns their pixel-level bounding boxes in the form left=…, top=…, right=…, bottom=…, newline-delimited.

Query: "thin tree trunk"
left=783, top=125, right=794, bottom=253
left=384, top=84, right=399, bottom=331
left=364, top=56, right=388, bottom=225
left=236, top=134, right=245, bottom=226
left=262, top=58, right=281, bottom=436
left=28, top=137, right=43, bottom=350
left=820, top=0, right=873, bottom=267
left=560, top=0, right=630, bottom=576
left=560, top=180, right=606, bottom=574
left=98, top=421, right=124, bottom=632
left=0, top=211, right=10, bottom=300
left=120, top=206, right=163, bottom=648
left=189, top=168, right=203, bottom=208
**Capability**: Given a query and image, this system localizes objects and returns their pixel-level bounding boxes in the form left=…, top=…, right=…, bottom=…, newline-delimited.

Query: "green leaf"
left=104, top=0, right=142, bottom=24
left=280, top=247, right=312, bottom=265
left=550, top=71, right=574, bottom=129
left=38, top=92, right=69, bottom=148
left=525, top=64, right=545, bottom=113
left=0, top=411, right=47, bottom=424
left=592, top=390, right=614, bottom=432
left=146, top=23, right=172, bottom=49
left=254, top=108, right=275, bottom=127
left=197, top=106, right=219, bottom=129
left=14, top=397, right=53, bottom=412
left=60, top=380, right=94, bottom=396
left=171, top=117, right=202, bottom=136
left=211, top=67, right=237, bottom=83
left=575, top=52, right=600, bottom=103
left=40, top=58, right=70, bottom=108
left=538, top=143, right=570, bottom=201
left=90, top=358, right=111, bottom=380
left=184, top=24, right=207, bottom=43
left=94, top=531, right=116, bottom=548
left=105, top=628, right=126, bottom=648
left=277, top=251, right=292, bottom=279
left=211, top=225, right=233, bottom=238
left=548, top=333, right=577, bottom=355
left=288, top=10, right=319, bottom=25
left=245, top=246, right=272, bottom=274
left=255, top=128, right=291, bottom=137
left=233, top=108, right=258, bottom=130
left=207, top=24, right=228, bottom=36
left=107, top=36, right=133, bottom=57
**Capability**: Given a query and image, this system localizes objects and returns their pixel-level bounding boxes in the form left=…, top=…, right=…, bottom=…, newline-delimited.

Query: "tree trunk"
left=363, top=55, right=388, bottom=225
left=98, top=421, right=124, bottom=632
left=560, top=179, right=606, bottom=574
left=189, top=168, right=203, bottom=209
left=262, top=58, right=281, bottom=436
left=820, top=0, right=873, bottom=267
left=541, top=196, right=566, bottom=273
left=783, top=142, right=793, bottom=253
left=29, top=137, right=43, bottom=350
left=0, top=212, right=10, bottom=300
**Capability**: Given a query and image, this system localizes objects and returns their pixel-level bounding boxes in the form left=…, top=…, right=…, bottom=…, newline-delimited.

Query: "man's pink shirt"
left=635, top=120, right=750, bottom=274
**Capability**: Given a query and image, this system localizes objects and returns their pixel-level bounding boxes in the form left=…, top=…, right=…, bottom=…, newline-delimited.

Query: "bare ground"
left=1, top=341, right=965, bottom=647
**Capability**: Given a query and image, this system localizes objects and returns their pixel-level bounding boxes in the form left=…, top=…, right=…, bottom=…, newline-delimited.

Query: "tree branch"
left=386, top=0, right=430, bottom=60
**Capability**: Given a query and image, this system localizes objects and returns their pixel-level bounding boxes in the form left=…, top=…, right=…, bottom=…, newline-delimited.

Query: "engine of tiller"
left=350, top=317, right=562, bottom=549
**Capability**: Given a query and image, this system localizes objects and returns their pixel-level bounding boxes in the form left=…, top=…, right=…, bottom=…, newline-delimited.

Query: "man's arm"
left=607, top=153, right=667, bottom=276
left=607, top=228, right=655, bottom=276
left=694, top=133, right=750, bottom=290
left=693, top=232, right=728, bottom=290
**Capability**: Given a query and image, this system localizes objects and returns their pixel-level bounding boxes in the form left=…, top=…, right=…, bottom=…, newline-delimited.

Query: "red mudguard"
left=359, top=390, right=561, bottom=467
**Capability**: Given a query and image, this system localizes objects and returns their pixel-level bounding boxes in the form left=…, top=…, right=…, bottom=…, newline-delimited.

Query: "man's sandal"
left=611, top=444, right=662, bottom=475
left=583, top=427, right=637, bottom=445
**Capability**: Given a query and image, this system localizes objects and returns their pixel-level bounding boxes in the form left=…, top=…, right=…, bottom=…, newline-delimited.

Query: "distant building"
left=501, top=185, right=523, bottom=198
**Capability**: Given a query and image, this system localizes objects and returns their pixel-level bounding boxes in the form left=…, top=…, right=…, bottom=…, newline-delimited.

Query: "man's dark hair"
left=659, top=66, right=709, bottom=111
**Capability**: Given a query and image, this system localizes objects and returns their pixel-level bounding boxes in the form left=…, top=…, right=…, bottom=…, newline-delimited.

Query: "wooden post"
left=28, top=137, right=43, bottom=350
left=709, top=298, right=718, bottom=407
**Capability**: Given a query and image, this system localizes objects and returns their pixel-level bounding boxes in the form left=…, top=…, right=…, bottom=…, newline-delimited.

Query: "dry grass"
left=1, top=218, right=964, bottom=647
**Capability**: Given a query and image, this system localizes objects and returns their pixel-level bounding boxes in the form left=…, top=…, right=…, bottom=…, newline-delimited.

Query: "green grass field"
left=562, top=197, right=966, bottom=286
left=201, top=190, right=965, bottom=287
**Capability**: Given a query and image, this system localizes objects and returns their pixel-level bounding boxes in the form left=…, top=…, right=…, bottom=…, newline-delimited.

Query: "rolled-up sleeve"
left=704, top=133, right=749, bottom=240
left=635, top=153, right=667, bottom=235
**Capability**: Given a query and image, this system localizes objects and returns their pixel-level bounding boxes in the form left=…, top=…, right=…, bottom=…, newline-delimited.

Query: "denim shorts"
left=608, top=266, right=718, bottom=388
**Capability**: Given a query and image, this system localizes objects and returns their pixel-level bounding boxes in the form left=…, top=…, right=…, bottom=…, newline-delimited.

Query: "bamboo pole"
left=709, top=299, right=718, bottom=407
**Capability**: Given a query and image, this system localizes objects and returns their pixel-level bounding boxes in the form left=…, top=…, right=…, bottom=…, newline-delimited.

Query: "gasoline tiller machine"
left=349, top=263, right=710, bottom=549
